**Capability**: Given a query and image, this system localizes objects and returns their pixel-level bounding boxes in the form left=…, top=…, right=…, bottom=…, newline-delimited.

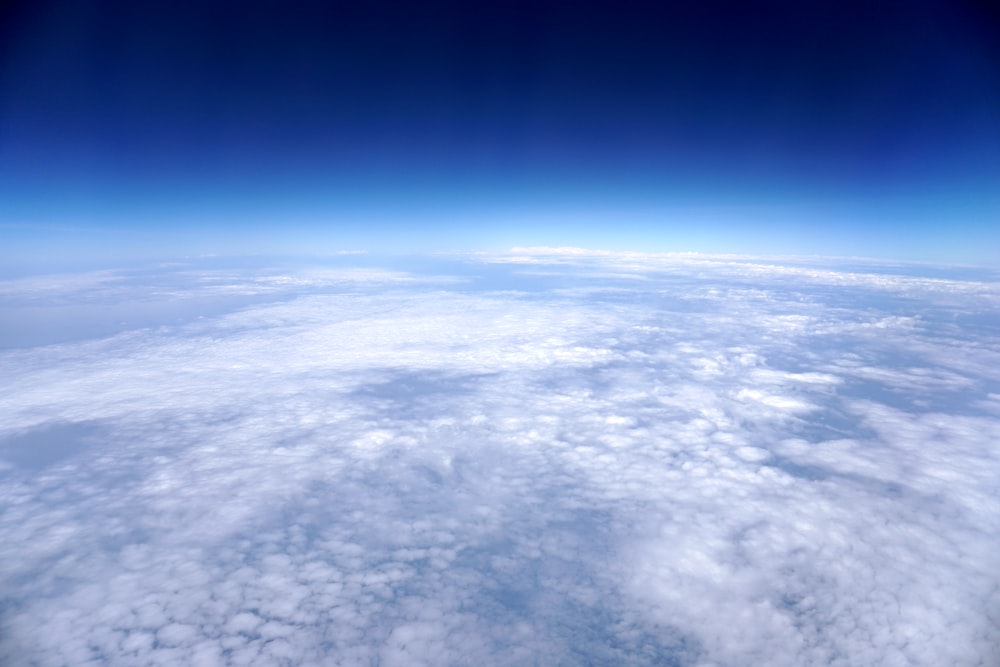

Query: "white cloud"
left=1, top=253, right=998, bottom=665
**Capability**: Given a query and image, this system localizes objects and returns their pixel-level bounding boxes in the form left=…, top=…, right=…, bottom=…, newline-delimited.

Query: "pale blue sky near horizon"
left=2, top=192, right=997, bottom=271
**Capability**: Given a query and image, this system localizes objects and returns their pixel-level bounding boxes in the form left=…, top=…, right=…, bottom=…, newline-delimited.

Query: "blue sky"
left=2, top=0, right=999, bottom=265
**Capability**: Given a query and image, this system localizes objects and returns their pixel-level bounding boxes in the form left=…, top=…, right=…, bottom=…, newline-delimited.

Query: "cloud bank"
left=1, top=253, right=998, bottom=665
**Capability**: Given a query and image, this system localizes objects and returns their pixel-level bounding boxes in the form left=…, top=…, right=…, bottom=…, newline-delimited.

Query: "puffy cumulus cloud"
left=1, top=253, right=998, bottom=666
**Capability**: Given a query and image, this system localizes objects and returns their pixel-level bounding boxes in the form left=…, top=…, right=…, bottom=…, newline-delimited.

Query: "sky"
left=4, top=5, right=1000, bottom=662
left=1, top=0, right=999, bottom=264
left=1, top=251, right=999, bottom=665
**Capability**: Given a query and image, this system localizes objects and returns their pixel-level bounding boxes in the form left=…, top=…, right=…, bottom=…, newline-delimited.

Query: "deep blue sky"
left=2, top=0, right=999, bottom=265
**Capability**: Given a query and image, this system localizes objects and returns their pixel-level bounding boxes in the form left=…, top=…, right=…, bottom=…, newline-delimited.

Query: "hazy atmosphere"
left=2, top=1, right=999, bottom=666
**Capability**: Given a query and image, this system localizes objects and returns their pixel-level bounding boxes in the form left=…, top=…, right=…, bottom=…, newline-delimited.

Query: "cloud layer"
left=1, top=253, right=998, bottom=665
